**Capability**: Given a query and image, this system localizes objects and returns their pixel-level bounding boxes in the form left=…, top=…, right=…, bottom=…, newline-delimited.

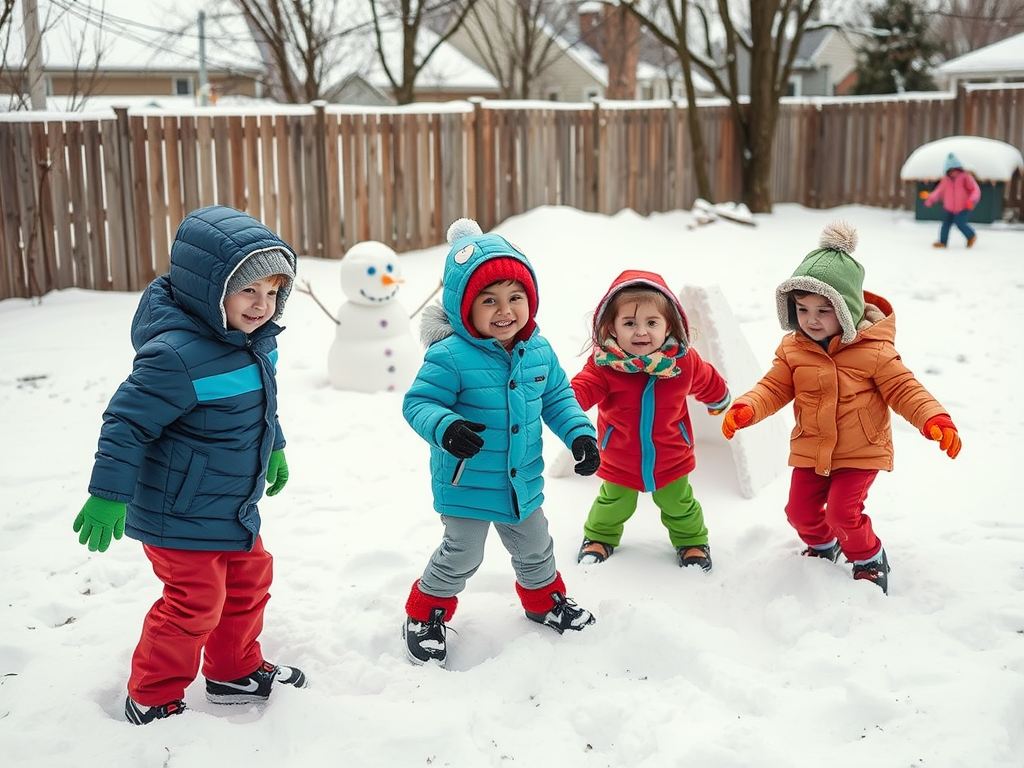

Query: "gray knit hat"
left=225, top=248, right=296, bottom=321
left=776, top=220, right=865, bottom=344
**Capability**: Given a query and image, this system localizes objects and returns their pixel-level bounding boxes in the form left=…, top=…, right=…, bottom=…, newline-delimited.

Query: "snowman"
left=327, top=240, right=421, bottom=393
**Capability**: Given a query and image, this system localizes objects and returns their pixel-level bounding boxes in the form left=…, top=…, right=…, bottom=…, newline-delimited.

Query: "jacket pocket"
left=677, top=421, right=692, bottom=447
left=170, top=450, right=208, bottom=515
left=451, top=459, right=466, bottom=486
left=856, top=409, right=886, bottom=446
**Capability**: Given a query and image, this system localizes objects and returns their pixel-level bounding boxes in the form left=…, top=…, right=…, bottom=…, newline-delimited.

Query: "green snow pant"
left=583, top=476, right=708, bottom=549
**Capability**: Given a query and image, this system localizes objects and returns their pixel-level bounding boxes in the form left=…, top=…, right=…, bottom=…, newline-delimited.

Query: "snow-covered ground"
left=1, top=203, right=1022, bottom=768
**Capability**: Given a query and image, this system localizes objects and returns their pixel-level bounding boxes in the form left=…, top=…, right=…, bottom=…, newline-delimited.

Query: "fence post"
left=590, top=97, right=602, bottom=213
left=313, top=100, right=329, bottom=259
left=953, top=83, right=967, bottom=135
left=472, top=98, right=485, bottom=227
left=113, top=107, right=139, bottom=290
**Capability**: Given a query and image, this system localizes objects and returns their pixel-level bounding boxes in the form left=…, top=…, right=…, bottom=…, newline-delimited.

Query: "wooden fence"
left=1, top=86, right=1022, bottom=301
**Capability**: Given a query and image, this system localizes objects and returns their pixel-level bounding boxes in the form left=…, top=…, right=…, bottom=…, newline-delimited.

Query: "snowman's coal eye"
left=387, top=264, right=394, bottom=273
left=367, top=266, right=377, bottom=276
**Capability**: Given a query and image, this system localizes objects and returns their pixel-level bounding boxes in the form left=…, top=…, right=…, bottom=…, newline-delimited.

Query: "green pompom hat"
left=775, top=220, right=865, bottom=344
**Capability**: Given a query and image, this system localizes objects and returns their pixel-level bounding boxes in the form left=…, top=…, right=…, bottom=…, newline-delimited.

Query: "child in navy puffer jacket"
left=72, top=206, right=308, bottom=724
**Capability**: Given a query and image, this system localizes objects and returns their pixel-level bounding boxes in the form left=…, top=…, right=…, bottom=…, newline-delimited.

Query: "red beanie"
left=460, top=257, right=538, bottom=336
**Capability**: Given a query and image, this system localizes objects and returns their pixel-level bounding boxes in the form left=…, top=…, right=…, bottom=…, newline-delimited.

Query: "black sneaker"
left=525, top=592, right=595, bottom=634
left=577, top=538, right=614, bottom=564
left=404, top=608, right=448, bottom=667
left=125, top=695, right=186, bottom=725
left=205, top=661, right=308, bottom=704
left=677, top=544, right=713, bottom=572
left=853, top=549, right=891, bottom=595
left=802, top=541, right=843, bottom=562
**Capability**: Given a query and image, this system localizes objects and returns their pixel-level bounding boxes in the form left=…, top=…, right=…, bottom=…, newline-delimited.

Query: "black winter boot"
left=852, top=549, right=890, bottom=595
left=404, top=607, right=448, bottom=667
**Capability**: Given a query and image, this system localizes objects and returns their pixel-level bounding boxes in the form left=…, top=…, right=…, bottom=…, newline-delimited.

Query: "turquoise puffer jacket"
left=403, top=230, right=594, bottom=523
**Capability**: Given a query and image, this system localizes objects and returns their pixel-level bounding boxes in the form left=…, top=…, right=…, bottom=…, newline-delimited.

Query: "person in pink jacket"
left=921, top=152, right=981, bottom=248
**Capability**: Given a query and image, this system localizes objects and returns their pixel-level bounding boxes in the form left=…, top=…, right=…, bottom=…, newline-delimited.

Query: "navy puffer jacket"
left=87, top=206, right=297, bottom=551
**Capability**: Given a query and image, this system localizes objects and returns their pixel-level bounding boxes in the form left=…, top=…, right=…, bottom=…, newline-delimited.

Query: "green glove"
left=73, top=496, right=126, bottom=552
left=266, top=449, right=289, bottom=496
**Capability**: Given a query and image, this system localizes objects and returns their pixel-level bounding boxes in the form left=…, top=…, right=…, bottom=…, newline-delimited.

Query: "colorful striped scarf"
left=594, top=336, right=684, bottom=377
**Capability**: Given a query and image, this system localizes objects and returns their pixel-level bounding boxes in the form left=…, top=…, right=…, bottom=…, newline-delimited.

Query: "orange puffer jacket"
left=736, top=291, right=947, bottom=476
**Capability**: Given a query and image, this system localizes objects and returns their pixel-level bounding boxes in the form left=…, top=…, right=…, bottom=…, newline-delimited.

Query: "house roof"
left=936, top=31, right=1024, bottom=76
left=363, top=18, right=499, bottom=94
left=2, top=0, right=262, bottom=75
left=793, top=27, right=830, bottom=66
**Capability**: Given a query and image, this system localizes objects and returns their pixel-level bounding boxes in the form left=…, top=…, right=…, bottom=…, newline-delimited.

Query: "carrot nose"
left=382, top=275, right=405, bottom=286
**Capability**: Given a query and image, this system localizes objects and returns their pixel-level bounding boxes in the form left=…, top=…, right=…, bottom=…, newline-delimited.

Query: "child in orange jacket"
left=721, top=221, right=962, bottom=595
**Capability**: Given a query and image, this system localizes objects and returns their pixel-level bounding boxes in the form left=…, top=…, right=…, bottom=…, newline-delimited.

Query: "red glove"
left=967, top=203, right=975, bottom=210
left=922, top=414, right=961, bottom=459
left=722, top=403, right=754, bottom=440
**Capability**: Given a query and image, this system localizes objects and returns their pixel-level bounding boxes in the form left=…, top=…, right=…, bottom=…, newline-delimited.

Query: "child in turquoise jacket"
left=401, top=218, right=600, bottom=668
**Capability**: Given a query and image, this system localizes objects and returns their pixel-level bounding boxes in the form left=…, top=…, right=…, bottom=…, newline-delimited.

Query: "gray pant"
left=419, top=508, right=556, bottom=598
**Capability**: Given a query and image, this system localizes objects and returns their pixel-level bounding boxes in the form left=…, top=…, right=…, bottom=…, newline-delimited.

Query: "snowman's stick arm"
left=409, top=278, right=443, bottom=319
left=295, top=279, right=340, bottom=325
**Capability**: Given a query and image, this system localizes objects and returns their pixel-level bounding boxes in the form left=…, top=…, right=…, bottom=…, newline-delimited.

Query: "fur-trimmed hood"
left=776, top=220, right=866, bottom=344
left=419, top=302, right=453, bottom=347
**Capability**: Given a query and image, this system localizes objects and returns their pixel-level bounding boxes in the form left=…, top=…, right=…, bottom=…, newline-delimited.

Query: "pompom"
left=819, top=220, right=858, bottom=254
left=447, top=217, right=483, bottom=244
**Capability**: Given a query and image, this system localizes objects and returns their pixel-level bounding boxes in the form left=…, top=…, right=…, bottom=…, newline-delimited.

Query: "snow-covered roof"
left=900, top=136, right=1024, bottom=182
left=936, top=32, right=1024, bottom=76
left=2, top=0, right=262, bottom=74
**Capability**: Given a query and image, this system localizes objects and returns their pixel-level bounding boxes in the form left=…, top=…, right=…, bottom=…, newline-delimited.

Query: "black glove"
left=571, top=435, right=600, bottom=476
left=441, top=420, right=486, bottom=459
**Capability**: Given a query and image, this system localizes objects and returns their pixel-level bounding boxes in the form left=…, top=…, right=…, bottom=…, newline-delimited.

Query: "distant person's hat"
left=943, top=152, right=964, bottom=173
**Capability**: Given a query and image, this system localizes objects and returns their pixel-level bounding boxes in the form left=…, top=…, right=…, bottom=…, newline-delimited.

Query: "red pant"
left=128, top=536, right=273, bottom=705
left=785, top=468, right=881, bottom=562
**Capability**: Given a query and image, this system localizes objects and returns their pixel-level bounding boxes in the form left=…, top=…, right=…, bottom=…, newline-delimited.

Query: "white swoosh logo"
left=215, top=679, right=260, bottom=692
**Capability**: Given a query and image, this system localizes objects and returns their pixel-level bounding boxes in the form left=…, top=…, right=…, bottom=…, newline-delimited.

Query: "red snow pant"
left=785, top=467, right=881, bottom=562
left=127, top=536, right=273, bottom=706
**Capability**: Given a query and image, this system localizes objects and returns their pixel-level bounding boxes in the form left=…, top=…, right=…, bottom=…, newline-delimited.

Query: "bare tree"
left=451, top=0, right=579, bottom=99
left=931, top=0, right=1024, bottom=56
left=0, top=0, right=15, bottom=34
left=229, top=0, right=368, bottom=103
left=1, top=0, right=106, bottom=111
left=368, top=0, right=480, bottom=105
left=622, top=0, right=827, bottom=213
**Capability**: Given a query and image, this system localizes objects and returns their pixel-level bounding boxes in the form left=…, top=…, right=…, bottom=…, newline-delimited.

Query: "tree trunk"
left=743, top=5, right=779, bottom=213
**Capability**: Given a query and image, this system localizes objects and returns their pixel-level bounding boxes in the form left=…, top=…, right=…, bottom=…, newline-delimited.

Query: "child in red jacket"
left=921, top=152, right=981, bottom=248
left=570, top=271, right=730, bottom=572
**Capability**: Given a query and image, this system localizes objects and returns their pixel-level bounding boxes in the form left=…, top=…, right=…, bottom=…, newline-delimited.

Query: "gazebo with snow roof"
left=900, top=136, right=1024, bottom=224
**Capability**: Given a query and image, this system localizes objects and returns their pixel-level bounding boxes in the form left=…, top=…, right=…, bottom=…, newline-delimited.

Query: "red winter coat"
left=571, top=271, right=729, bottom=493
left=925, top=170, right=981, bottom=215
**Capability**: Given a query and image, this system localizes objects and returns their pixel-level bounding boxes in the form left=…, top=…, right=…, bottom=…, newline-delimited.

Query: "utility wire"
left=47, top=0, right=261, bottom=71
